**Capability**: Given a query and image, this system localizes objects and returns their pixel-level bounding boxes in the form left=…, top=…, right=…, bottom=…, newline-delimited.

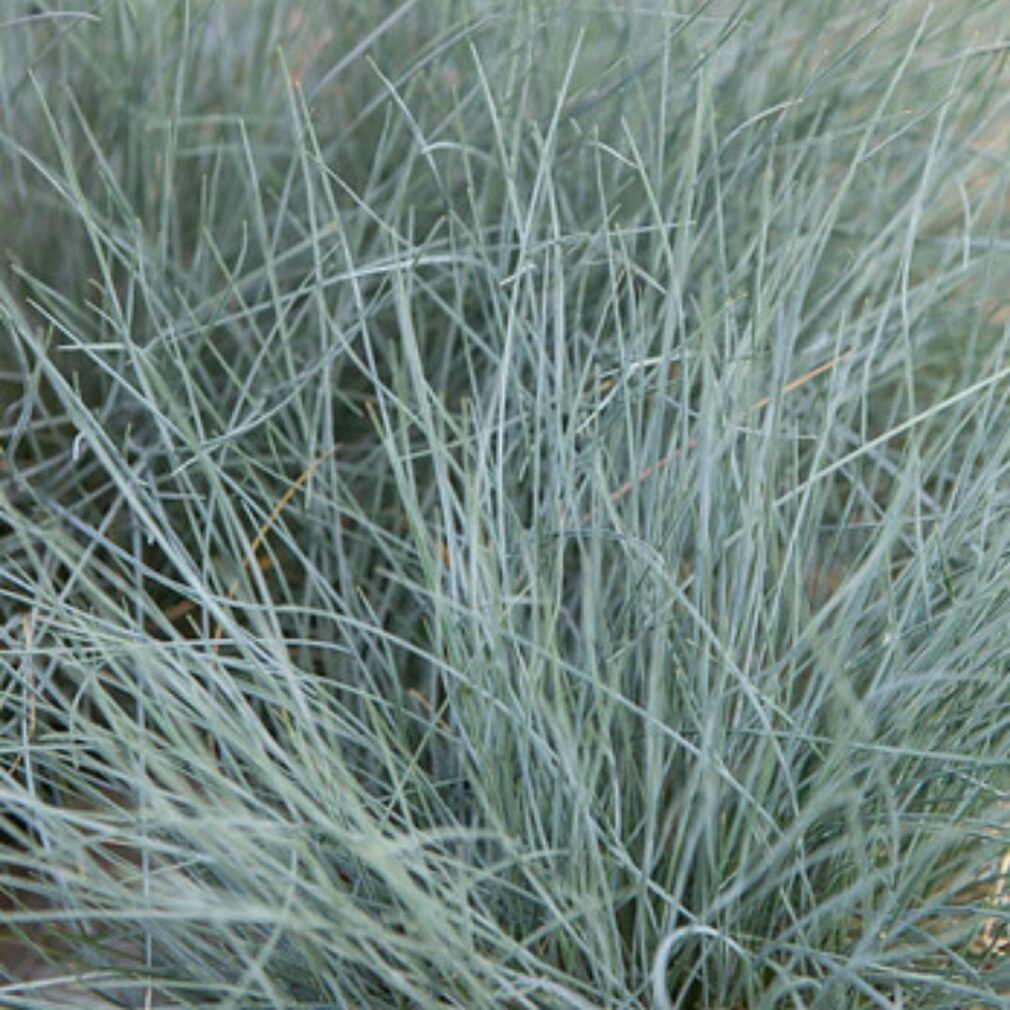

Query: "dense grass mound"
left=3, top=1, right=1010, bottom=1007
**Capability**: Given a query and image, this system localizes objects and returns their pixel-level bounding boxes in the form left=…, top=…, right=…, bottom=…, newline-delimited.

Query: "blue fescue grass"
left=3, top=1, right=1010, bottom=1007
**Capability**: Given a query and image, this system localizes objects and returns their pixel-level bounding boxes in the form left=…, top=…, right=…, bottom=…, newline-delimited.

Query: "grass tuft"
left=3, top=1, right=1010, bottom=1007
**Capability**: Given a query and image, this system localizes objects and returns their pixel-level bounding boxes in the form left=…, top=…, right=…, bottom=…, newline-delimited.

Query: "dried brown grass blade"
left=589, top=350, right=852, bottom=517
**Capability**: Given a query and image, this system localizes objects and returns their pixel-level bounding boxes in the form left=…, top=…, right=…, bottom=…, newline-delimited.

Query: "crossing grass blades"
left=3, top=1, right=1010, bottom=1007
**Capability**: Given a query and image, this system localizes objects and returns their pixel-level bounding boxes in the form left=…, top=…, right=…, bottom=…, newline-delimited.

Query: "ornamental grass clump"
left=2, top=1, right=1010, bottom=1007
